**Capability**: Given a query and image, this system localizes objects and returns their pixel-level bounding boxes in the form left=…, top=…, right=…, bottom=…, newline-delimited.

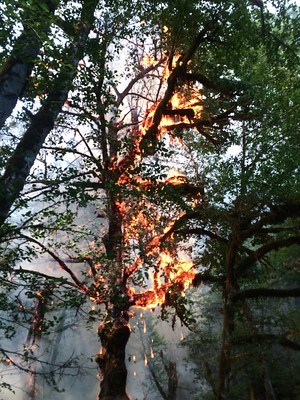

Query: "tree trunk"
left=99, top=160, right=130, bottom=398
left=97, top=314, right=130, bottom=400
left=0, top=0, right=58, bottom=130
left=217, top=234, right=239, bottom=399
left=217, top=297, right=233, bottom=400
left=260, top=358, right=276, bottom=400
left=0, top=0, right=98, bottom=226
left=160, top=351, right=178, bottom=400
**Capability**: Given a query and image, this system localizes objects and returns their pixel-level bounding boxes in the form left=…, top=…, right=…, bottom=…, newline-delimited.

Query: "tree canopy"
left=0, top=1, right=299, bottom=399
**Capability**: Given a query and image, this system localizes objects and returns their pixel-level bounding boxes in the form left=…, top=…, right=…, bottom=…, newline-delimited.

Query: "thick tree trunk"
left=217, top=297, right=233, bottom=400
left=99, top=158, right=130, bottom=399
left=0, top=0, right=98, bottom=226
left=0, top=0, right=58, bottom=130
left=97, top=315, right=130, bottom=400
left=217, top=236, right=239, bottom=400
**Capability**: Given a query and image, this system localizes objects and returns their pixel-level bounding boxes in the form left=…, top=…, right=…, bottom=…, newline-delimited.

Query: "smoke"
left=1, top=198, right=201, bottom=400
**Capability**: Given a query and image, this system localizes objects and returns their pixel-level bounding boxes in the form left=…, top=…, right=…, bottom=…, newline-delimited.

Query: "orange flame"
left=89, top=54, right=203, bottom=312
left=150, top=347, right=155, bottom=358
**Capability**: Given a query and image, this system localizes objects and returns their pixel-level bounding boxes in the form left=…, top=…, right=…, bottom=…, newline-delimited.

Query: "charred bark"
left=139, top=24, right=217, bottom=155
left=99, top=138, right=131, bottom=399
left=0, top=0, right=58, bottom=130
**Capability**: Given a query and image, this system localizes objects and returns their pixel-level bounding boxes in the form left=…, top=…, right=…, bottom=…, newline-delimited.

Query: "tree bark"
left=98, top=127, right=131, bottom=398
left=0, top=0, right=58, bottom=130
left=97, top=314, right=130, bottom=400
left=217, top=231, right=240, bottom=399
left=160, top=351, right=178, bottom=400
left=0, top=0, right=98, bottom=226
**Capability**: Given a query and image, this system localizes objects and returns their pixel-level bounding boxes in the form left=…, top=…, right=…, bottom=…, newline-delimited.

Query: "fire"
left=87, top=51, right=203, bottom=315
left=117, top=169, right=197, bottom=311
left=162, top=52, right=182, bottom=81
left=150, top=347, right=155, bottom=358
left=158, top=252, right=195, bottom=289
left=165, top=170, right=187, bottom=185
left=116, top=52, right=203, bottom=169
left=159, top=89, right=202, bottom=132
left=140, top=54, right=157, bottom=68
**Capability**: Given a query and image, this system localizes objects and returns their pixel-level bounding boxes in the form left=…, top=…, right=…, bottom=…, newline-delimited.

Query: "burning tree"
left=0, top=1, right=206, bottom=397
left=59, top=36, right=207, bottom=398
left=0, top=1, right=299, bottom=399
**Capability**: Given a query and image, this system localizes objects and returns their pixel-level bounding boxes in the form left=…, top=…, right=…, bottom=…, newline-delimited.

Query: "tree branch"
left=237, top=235, right=300, bottom=275
left=18, top=233, right=88, bottom=293
left=234, top=334, right=300, bottom=351
left=232, top=287, right=300, bottom=301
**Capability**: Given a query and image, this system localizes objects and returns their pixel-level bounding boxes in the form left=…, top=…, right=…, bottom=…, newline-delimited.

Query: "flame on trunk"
left=89, top=53, right=203, bottom=315
left=150, top=347, right=155, bottom=358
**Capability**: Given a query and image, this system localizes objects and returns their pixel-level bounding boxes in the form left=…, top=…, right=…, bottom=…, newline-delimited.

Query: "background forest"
left=0, top=0, right=299, bottom=399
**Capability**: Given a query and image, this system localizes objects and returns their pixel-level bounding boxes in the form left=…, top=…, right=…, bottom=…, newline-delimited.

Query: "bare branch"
left=18, top=233, right=88, bottom=293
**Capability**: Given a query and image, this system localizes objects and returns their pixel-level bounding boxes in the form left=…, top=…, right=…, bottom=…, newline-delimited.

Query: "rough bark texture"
left=0, top=0, right=58, bottom=130
left=217, top=230, right=239, bottom=399
left=97, top=316, right=130, bottom=400
left=98, top=127, right=131, bottom=399
left=0, top=0, right=98, bottom=226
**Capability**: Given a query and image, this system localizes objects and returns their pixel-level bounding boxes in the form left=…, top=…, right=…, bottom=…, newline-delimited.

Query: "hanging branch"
left=18, top=233, right=88, bottom=293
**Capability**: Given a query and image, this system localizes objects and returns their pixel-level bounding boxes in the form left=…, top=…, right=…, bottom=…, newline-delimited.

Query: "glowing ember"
left=150, top=347, right=155, bottom=358
left=140, top=54, right=158, bottom=68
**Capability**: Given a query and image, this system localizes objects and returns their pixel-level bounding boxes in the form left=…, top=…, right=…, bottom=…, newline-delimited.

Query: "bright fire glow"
left=88, top=53, right=203, bottom=313
left=150, top=347, right=155, bottom=358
